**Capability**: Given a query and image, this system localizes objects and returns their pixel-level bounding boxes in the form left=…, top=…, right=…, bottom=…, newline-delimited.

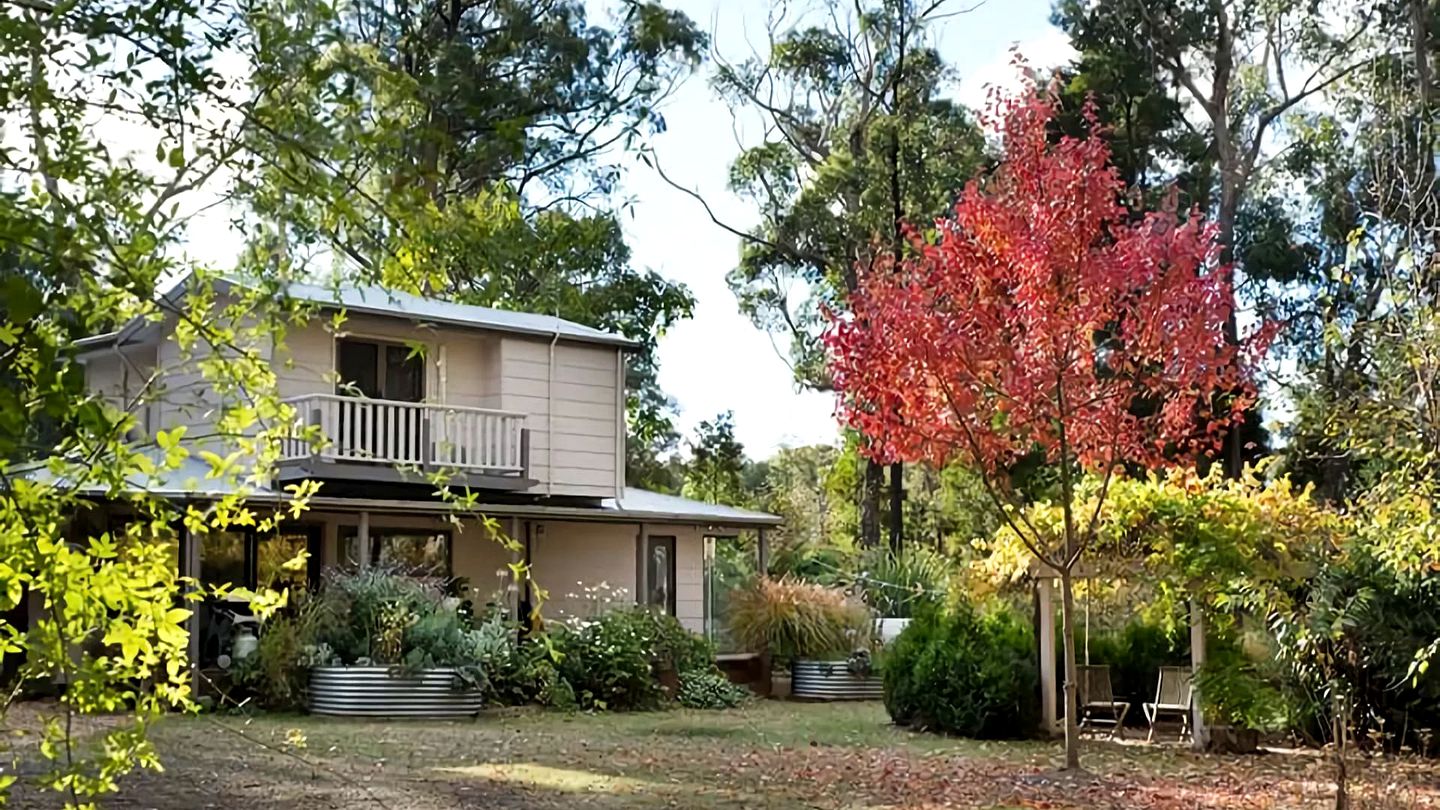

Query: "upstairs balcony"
left=277, top=393, right=533, bottom=490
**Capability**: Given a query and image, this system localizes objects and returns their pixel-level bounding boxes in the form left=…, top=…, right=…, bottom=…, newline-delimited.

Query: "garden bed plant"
left=727, top=576, right=879, bottom=699
left=232, top=569, right=746, bottom=713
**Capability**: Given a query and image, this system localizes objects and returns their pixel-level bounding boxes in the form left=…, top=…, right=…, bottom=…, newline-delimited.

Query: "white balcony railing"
left=281, top=393, right=527, bottom=475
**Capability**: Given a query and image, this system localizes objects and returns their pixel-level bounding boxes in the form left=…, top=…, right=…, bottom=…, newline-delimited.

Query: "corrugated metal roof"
left=80, top=271, right=640, bottom=350
left=18, top=454, right=252, bottom=498
left=606, top=488, right=781, bottom=526
left=246, top=277, right=638, bottom=349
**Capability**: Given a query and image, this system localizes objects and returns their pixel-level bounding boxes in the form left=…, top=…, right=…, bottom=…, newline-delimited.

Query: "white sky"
left=169, top=0, right=1075, bottom=459
left=623, top=0, right=1074, bottom=456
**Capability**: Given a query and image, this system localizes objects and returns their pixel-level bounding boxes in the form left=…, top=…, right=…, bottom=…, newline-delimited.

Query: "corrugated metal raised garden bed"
left=309, top=666, right=483, bottom=718
left=790, top=658, right=883, bottom=701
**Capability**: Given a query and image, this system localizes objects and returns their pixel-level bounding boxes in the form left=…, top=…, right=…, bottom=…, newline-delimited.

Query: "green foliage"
left=244, top=570, right=521, bottom=700
left=848, top=547, right=948, bottom=619
left=752, top=444, right=842, bottom=553
left=549, top=606, right=721, bottom=711
left=1195, top=648, right=1300, bottom=735
left=717, top=2, right=986, bottom=387
left=231, top=597, right=326, bottom=712
left=0, top=0, right=329, bottom=797
left=1078, top=621, right=1187, bottom=710
left=682, top=412, right=748, bottom=505
left=883, top=602, right=1038, bottom=739
left=1270, top=529, right=1440, bottom=751
left=978, top=468, right=1336, bottom=629
left=726, top=577, right=871, bottom=661
left=676, top=670, right=750, bottom=710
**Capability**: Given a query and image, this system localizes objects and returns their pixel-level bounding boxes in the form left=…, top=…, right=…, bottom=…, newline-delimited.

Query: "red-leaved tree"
left=825, top=86, right=1264, bottom=768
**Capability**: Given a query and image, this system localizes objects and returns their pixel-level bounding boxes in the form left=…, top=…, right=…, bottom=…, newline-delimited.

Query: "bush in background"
left=1076, top=620, right=1187, bottom=709
left=849, top=547, right=947, bottom=618
left=883, top=601, right=1037, bottom=739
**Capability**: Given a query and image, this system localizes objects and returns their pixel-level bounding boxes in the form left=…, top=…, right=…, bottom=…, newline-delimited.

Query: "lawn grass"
left=8, top=700, right=1438, bottom=809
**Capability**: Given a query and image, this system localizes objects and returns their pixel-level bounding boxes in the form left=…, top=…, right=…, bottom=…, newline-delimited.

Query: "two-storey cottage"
left=74, top=273, right=777, bottom=671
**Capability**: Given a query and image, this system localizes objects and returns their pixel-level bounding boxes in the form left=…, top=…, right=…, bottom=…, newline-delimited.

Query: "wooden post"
left=1190, top=599, right=1208, bottom=750
left=757, top=528, right=769, bottom=577
left=357, top=511, right=370, bottom=569
left=1039, top=577, right=1058, bottom=735
left=182, top=525, right=201, bottom=693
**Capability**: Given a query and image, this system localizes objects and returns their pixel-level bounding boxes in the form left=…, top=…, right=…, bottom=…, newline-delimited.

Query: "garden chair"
left=1076, top=664, right=1130, bottom=740
left=1144, top=666, right=1194, bottom=743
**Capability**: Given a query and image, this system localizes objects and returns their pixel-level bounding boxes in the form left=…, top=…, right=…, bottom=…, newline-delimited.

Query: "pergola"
left=1032, top=560, right=1209, bottom=748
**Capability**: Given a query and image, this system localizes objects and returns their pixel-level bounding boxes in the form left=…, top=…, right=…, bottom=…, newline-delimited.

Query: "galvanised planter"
left=308, top=666, right=483, bottom=718
left=790, top=658, right=883, bottom=701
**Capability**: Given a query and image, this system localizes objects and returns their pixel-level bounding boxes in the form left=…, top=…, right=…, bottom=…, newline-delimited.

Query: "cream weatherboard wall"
left=82, top=345, right=158, bottom=432
left=268, top=315, right=622, bottom=498
left=524, top=521, right=705, bottom=634
left=299, top=513, right=705, bottom=633
left=495, top=336, right=622, bottom=499
left=528, top=521, right=638, bottom=623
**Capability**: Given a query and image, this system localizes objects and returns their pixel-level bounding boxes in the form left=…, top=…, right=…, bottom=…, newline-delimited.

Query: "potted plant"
left=727, top=577, right=878, bottom=700
left=301, top=569, right=513, bottom=718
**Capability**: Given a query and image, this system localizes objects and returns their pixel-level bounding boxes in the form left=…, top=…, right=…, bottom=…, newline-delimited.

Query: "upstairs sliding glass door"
left=335, top=338, right=425, bottom=464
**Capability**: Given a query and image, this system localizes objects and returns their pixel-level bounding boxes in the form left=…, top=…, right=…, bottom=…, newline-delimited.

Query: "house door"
left=336, top=339, right=426, bottom=461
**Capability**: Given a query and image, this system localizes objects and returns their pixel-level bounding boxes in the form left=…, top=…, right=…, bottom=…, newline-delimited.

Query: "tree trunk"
left=1059, top=568, right=1082, bottom=770
left=1215, top=182, right=1246, bottom=479
left=860, top=459, right=883, bottom=547
left=888, top=461, right=904, bottom=553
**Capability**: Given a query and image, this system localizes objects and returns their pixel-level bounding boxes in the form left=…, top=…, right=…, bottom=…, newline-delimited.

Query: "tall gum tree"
left=664, top=0, right=986, bottom=549
left=824, top=85, right=1266, bottom=769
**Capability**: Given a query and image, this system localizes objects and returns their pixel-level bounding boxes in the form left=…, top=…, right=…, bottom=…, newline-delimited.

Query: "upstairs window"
left=336, top=338, right=424, bottom=402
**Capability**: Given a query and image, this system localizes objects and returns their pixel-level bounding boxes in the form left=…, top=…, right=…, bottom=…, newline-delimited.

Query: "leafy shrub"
left=849, top=547, right=948, bottom=618
left=677, top=669, right=749, bottom=709
left=1274, top=543, right=1440, bottom=750
left=240, top=570, right=743, bottom=715
left=232, top=595, right=323, bottom=711
left=883, top=601, right=1038, bottom=739
left=727, top=577, right=871, bottom=661
left=551, top=616, right=660, bottom=711
left=1195, top=651, right=1299, bottom=734
left=550, top=606, right=722, bottom=711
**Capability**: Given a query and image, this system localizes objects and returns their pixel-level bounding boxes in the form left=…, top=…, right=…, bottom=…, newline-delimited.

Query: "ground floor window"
left=196, top=525, right=320, bottom=667
left=339, top=527, right=451, bottom=579
left=645, top=535, right=676, bottom=616
left=199, top=527, right=320, bottom=593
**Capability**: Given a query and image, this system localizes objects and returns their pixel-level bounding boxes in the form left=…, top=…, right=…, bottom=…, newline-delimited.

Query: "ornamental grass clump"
left=727, top=576, right=872, bottom=662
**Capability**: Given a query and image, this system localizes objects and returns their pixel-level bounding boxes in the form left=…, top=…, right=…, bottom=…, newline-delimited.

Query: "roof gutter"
left=290, top=494, right=783, bottom=528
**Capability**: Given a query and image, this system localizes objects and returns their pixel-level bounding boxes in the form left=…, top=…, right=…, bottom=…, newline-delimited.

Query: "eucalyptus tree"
left=667, top=0, right=986, bottom=548
left=239, top=0, right=708, bottom=481
left=1054, top=0, right=1383, bottom=477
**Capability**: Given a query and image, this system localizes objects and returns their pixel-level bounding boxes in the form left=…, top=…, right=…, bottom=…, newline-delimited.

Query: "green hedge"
left=882, top=602, right=1038, bottom=739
